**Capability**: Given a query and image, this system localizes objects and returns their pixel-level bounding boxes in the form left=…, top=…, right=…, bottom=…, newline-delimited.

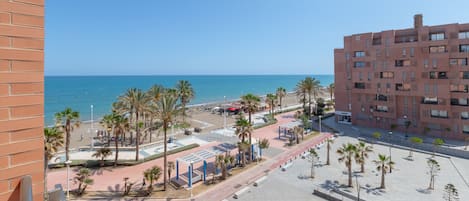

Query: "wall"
left=0, top=0, right=45, bottom=200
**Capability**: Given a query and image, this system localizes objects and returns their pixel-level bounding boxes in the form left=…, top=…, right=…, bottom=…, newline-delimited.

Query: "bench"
left=253, top=176, right=267, bottom=187
left=233, top=186, right=250, bottom=199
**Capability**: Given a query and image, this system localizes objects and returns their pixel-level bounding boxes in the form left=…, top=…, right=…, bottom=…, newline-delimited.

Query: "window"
left=368, top=72, right=372, bottom=81
left=396, top=83, right=411, bottom=91
left=345, top=53, right=350, bottom=60
left=430, top=33, right=445, bottom=41
left=354, top=82, right=365, bottom=89
left=402, top=48, right=406, bottom=56
left=380, top=72, right=394, bottom=79
left=460, top=44, right=469, bottom=52
left=354, top=62, right=366, bottom=68
left=461, top=112, right=469, bottom=120
left=359, top=72, right=363, bottom=80
left=376, top=94, right=387, bottom=101
left=431, top=110, right=448, bottom=118
left=410, top=72, right=415, bottom=80
left=355, top=51, right=365, bottom=57
left=424, top=59, right=429, bottom=68
left=429, top=45, right=446, bottom=53
left=422, top=97, right=438, bottom=104
left=410, top=47, right=415, bottom=57
left=432, top=58, right=437, bottom=68
left=451, top=98, right=468, bottom=106
left=450, top=84, right=469, bottom=93
left=463, top=125, right=469, bottom=133
left=449, top=58, right=467, bottom=66
left=355, top=35, right=361, bottom=41
left=461, top=71, right=469, bottom=79
left=376, top=105, right=388, bottom=112
left=395, top=60, right=410, bottom=67
left=459, top=31, right=469, bottom=39
left=377, top=83, right=381, bottom=89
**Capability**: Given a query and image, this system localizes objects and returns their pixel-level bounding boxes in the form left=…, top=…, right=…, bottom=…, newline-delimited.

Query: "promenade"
left=47, top=110, right=332, bottom=200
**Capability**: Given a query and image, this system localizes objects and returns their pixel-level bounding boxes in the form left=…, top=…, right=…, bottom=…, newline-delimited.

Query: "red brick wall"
left=0, top=0, right=45, bottom=200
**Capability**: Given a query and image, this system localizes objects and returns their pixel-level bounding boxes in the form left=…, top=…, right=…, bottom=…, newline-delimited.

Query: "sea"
left=45, top=75, right=334, bottom=126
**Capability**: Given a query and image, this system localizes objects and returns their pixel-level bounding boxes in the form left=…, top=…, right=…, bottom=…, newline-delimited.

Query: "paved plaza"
left=231, top=135, right=469, bottom=201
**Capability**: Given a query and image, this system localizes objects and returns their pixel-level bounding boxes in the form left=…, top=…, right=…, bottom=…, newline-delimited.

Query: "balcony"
left=451, top=98, right=469, bottom=106
left=395, top=35, right=418, bottom=44
left=450, top=85, right=469, bottom=93
left=354, top=83, right=366, bottom=89
left=395, top=83, right=411, bottom=91
left=422, top=97, right=438, bottom=105
left=429, top=72, right=448, bottom=79
left=372, top=38, right=382, bottom=45
left=375, top=94, right=388, bottom=101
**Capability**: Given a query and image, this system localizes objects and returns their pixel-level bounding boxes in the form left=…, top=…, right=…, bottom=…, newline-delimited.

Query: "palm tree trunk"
left=280, top=97, right=282, bottom=112
left=163, top=123, right=168, bottom=191
left=381, top=166, right=386, bottom=189
left=361, top=152, right=365, bottom=173
left=326, top=143, right=330, bottom=165
left=308, top=93, right=312, bottom=116
left=115, top=132, right=119, bottom=166
left=135, top=112, right=140, bottom=161
left=182, top=102, right=186, bottom=123
left=66, top=119, right=71, bottom=161
left=429, top=176, right=433, bottom=189
left=348, top=163, right=352, bottom=187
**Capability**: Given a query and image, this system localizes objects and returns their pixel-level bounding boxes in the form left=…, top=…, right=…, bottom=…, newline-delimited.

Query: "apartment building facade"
left=0, top=0, right=45, bottom=200
left=334, top=15, right=469, bottom=140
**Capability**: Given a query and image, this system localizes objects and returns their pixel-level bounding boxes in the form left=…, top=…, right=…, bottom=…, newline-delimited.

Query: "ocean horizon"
left=45, top=74, right=333, bottom=126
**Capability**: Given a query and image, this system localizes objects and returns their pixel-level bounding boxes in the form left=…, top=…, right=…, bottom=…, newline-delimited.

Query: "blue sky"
left=45, top=0, right=469, bottom=75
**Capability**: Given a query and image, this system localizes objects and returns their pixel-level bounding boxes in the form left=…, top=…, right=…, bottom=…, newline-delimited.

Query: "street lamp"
left=355, top=174, right=360, bottom=201
left=388, top=131, right=393, bottom=173
left=319, top=115, right=322, bottom=133
left=90, top=105, right=94, bottom=150
left=403, top=115, right=410, bottom=139
left=64, top=160, right=72, bottom=200
left=190, top=161, right=193, bottom=198
left=223, top=96, right=227, bottom=131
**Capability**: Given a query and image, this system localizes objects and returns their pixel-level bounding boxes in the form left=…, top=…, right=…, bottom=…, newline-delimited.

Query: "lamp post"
left=388, top=131, right=393, bottom=173
left=190, top=161, right=193, bottom=198
left=403, top=115, right=410, bottom=139
left=223, top=96, right=227, bottom=131
left=64, top=160, right=72, bottom=200
left=355, top=174, right=360, bottom=201
left=319, top=115, right=322, bottom=134
left=90, top=105, right=94, bottom=150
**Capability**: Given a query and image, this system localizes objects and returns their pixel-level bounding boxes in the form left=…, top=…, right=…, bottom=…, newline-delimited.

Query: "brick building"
left=334, top=14, right=469, bottom=140
left=0, top=0, right=45, bottom=200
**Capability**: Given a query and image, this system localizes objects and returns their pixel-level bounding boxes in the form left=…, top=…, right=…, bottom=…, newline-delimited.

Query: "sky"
left=45, top=0, right=469, bottom=76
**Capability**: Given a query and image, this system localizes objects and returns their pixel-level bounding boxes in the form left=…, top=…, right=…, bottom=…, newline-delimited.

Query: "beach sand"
left=65, top=89, right=330, bottom=150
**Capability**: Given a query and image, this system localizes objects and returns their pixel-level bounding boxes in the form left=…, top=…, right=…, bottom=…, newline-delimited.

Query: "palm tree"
left=167, top=161, right=175, bottom=181
left=355, top=142, right=373, bottom=173
left=327, top=83, right=334, bottom=101
left=237, top=142, right=250, bottom=166
left=432, top=138, right=444, bottom=157
left=55, top=107, right=80, bottom=162
left=409, top=137, right=423, bottom=158
left=176, top=80, right=195, bottom=123
left=132, top=89, right=149, bottom=160
left=325, top=138, right=334, bottom=165
left=241, top=93, right=261, bottom=125
left=92, top=147, right=112, bottom=166
left=304, top=77, right=321, bottom=115
left=74, top=168, right=94, bottom=195
left=100, top=114, right=114, bottom=146
left=265, top=93, right=277, bottom=115
left=295, top=79, right=307, bottom=113
left=143, top=166, right=162, bottom=194
left=44, top=127, right=64, bottom=199
left=276, top=87, right=286, bottom=112
left=336, top=143, right=357, bottom=187
left=215, top=153, right=235, bottom=179
left=111, top=113, right=129, bottom=166
left=235, top=117, right=252, bottom=165
left=427, top=158, right=440, bottom=189
left=147, top=84, right=164, bottom=142
left=373, top=154, right=394, bottom=189
left=156, top=91, right=179, bottom=191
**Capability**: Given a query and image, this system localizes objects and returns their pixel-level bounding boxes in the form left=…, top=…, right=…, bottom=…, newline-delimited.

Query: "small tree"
left=443, top=183, right=459, bottom=201
left=92, top=147, right=112, bottom=166
left=259, top=138, right=270, bottom=160
left=325, top=138, right=334, bottom=165
left=143, top=166, right=162, bottom=194
left=409, top=137, right=423, bottom=158
left=74, top=168, right=94, bottom=195
left=308, top=148, right=319, bottom=178
left=123, top=177, right=134, bottom=196
left=427, top=159, right=440, bottom=190
left=337, top=143, right=357, bottom=187
left=372, top=132, right=381, bottom=144
left=215, top=153, right=235, bottom=179
left=432, top=138, right=445, bottom=157
left=373, top=154, right=394, bottom=189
